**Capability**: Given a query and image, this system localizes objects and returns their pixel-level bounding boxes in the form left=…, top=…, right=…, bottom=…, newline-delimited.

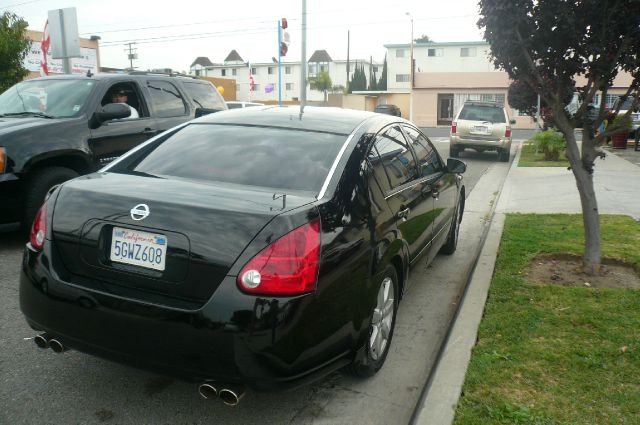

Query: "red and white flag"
left=249, top=73, right=255, bottom=92
left=40, top=20, right=50, bottom=76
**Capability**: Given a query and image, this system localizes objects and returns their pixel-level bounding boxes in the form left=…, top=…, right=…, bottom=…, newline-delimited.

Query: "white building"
left=190, top=50, right=380, bottom=103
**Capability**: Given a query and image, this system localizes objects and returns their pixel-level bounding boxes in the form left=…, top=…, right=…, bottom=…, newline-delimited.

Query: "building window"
left=232, top=68, right=237, bottom=76
left=428, top=48, right=443, bottom=57
left=395, top=74, right=410, bottom=83
left=604, top=94, right=619, bottom=108
left=221, top=69, right=226, bottom=76
left=251, top=67, right=257, bottom=75
left=253, top=84, right=260, bottom=92
left=460, top=47, right=477, bottom=57
left=372, top=66, right=379, bottom=73
left=309, top=64, right=317, bottom=75
left=268, top=67, right=275, bottom=75
left=320, top=64, right=327, bottom=72
left=286, top=83, right=294, bottom=91
left=396, top=49, right=405, bottom=58
left=285, top=66, right=291, bottom=74
left=194, top=70, right=200, bottom=76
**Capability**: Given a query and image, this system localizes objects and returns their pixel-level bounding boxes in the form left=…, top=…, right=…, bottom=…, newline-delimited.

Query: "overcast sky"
left=3, top=0, right=485, bottom=71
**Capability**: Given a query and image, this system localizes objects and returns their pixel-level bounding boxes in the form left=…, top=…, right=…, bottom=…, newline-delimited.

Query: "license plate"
left=471, top=125, right=490, bottom=134
left=110, top=227, right=167, bottom=271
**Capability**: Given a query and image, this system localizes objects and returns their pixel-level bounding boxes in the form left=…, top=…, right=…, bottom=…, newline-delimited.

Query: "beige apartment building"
left=385, top=41, right=634, bottom=128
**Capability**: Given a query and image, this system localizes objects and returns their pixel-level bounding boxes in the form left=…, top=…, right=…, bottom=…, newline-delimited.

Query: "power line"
left=98, top=14, right=478, bottom=48
left=0, top=0, right=43, bottom=11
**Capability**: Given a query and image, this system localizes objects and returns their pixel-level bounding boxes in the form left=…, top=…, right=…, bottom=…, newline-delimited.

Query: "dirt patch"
left=527, top=253, right=640, bottom=289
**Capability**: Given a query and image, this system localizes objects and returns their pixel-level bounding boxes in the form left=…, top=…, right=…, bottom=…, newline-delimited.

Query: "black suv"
left=0, top=73, right=227, bottom=229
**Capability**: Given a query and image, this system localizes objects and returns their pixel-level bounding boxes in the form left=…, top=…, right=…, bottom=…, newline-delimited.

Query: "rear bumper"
left=0, top=173, right=21, bottom=224
left=450, top=135, right=511, bottom=151
left=19, top=243, right=356, bottom=391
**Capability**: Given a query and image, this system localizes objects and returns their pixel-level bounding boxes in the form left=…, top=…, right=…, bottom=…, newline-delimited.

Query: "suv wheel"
left=499, top=148, right=510, bottom=162
left=21, top=167, right=78, bottom=232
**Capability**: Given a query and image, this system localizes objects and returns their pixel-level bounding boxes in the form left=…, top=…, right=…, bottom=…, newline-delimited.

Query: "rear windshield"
left=458, top=105, right=506, bottom=123
left=122, top=124, right=347, bottom=193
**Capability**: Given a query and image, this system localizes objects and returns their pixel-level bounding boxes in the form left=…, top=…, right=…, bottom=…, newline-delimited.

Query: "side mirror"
left=510, top=119, right=516, bottom=125
left=94, top=103, right=131, bottom=125
left=447, top=158, right=466, bottom=174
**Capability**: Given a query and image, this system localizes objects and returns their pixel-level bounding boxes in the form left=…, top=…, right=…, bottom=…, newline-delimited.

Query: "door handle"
left=397, top=208, right=410, bottom=219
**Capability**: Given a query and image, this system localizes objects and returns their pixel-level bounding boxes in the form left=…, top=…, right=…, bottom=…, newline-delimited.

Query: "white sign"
left=24, top=41, right=98, bottom=75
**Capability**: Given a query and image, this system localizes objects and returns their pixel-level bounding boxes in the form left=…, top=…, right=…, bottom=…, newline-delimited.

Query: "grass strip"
left=453, top=214, right=640, bottom=425
left=518, top=142, right=570, bottom=167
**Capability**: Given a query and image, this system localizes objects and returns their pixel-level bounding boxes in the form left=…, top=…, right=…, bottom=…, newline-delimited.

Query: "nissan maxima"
left=20, top=106, right=466, bottom=405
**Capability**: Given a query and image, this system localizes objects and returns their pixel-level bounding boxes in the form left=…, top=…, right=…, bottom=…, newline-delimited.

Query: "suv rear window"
left=123, top=124, right=346, bottom=193
left=458, top=104, right=506, bottom=123
left=182, top=81, right=225, bottom=110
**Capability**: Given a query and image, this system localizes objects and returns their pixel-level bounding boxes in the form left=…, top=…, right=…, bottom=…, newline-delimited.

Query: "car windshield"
left=458, top=105, right=506, bottom=123
left=118, top=123, right=347, bottom=193
left=0, top=79, right=95, bottom=118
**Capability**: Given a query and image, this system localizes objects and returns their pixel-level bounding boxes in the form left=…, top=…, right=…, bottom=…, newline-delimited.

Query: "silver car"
left=449, top=101, right=515, bottom=162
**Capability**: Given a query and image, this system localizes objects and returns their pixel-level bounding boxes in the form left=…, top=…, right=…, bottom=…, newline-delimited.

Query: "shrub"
left=531, top=129, right=566, bottom=161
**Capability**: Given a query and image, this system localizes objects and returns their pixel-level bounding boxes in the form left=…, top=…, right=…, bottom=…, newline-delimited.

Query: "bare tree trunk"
left=556, top=119, right=602, bottom=275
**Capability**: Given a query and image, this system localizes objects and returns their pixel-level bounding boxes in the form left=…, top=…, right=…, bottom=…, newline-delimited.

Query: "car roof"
left=463, top=101, right=504, bottom=108
left=196, top=106, right=389, bottom=135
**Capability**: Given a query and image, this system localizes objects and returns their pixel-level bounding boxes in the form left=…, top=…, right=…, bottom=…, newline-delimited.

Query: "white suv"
left=449, top=101, right=515, bottom=162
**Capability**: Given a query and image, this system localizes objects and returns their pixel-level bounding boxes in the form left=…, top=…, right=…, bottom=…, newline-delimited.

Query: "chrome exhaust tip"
left=49, top=339, right=67, bottom=353
left=34, top=333, right=51, bottom=349
left=218, top=384, right=245, bottom=406
left=198, top=382, right=218, bottom=399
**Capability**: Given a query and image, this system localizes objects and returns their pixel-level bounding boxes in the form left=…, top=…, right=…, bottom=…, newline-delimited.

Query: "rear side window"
left=125, top=124, right=346, bottom=193
left=372, top=126, right=417, bottom=189
left=147, top=80, right=187, bottom=117
left=181, top=81, right=226, bottom=110
left=458, top=105, right=506, bottom=123
left=403, top=126, right=442, bottom=176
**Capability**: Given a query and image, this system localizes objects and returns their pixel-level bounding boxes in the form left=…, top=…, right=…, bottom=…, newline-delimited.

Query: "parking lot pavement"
left=0, top=142, right=511, bottom=425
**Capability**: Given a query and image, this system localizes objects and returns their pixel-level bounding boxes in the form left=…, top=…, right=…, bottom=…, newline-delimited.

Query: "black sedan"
left=20, top=106, right=466, bottom=405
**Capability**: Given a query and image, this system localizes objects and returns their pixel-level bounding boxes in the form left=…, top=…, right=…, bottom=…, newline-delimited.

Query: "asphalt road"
left=0, top=137, right=512, bottom=425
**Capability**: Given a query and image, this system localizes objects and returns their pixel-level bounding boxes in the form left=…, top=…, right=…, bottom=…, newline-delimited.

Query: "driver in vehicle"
left=111, top=89, right=139, bottom=119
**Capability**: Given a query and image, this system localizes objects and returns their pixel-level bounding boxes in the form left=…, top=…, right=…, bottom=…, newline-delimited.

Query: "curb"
left=410, top=143, right=522, bottom=425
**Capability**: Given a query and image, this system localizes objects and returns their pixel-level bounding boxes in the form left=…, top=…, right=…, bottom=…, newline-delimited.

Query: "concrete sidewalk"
left=412, top=143, right=640, bottom=425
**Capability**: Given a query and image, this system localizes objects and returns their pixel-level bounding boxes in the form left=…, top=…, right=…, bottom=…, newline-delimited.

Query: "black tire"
left=499, top=148, right=510, bottom=162
left=347, top=266, right=399, bottom=378
left=440, top=199, right=462, bottom=255
left=21, top=167, right=78, bottom=232
left=449, top=146, right=459, bottom=158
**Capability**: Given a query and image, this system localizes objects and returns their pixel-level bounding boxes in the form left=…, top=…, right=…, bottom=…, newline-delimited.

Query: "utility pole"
left=346, top=31, right=350, bottom=94
left=300, top=0, right=307, bottom=109
left=125, top=42, right=137, bottom=71
left=278, top=20, right=282, bottom=107
left=406, top=12, right=414, bottom=121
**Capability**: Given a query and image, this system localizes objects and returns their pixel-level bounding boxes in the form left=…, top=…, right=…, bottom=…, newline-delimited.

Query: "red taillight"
left=505, top=126, right=512, bottom=138
left=451, top=122, right=457, bottom=134
left=30, top=203, right=47, bottom=251
left=237, top=219, right=321, bottom=296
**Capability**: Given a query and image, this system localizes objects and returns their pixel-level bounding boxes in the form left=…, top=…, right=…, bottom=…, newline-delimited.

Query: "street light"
left=405, top=12, right=414, bottom=121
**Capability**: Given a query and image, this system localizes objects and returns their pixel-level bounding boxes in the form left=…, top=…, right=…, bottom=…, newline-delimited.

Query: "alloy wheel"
left=369, top=277, right=395, bottom=361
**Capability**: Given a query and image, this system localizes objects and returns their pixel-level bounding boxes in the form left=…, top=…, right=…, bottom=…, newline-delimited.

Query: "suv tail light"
left=0, top=148, right=6, bottom=173
left=237, top=219, right=321, bottom=296
left=451, top=122, right=457, bottom=134
left=30, top=203, right=47, bottom=251
left=505, top=126, right=512, bottom=138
